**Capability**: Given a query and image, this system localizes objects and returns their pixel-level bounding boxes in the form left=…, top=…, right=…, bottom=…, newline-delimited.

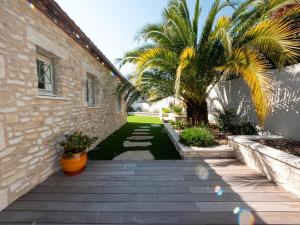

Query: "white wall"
left=131, top=96, right=181, bottom=113
left=207, top=63, right=300, bottom=141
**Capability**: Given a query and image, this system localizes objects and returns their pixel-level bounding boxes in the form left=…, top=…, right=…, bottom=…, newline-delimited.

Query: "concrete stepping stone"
left=132, top=132, right=150, bottom=135
left=123, top=141, right=152, bottom=147
left=151, top=124, right=161, bottom=127
left=140, top=126, right=151, bottom=129
left=134, top=129, right=150, bottom=132
left=113, top=151, right=154, bottom=160
left=127, top=136, right=154, bottom=141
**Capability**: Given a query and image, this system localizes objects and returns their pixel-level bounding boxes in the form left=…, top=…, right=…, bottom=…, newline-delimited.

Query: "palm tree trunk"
left=186, top=100, right=209, bottom=126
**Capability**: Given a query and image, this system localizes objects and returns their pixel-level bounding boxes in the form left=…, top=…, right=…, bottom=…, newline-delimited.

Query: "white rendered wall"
left=207, top=63, right=300, bottom=140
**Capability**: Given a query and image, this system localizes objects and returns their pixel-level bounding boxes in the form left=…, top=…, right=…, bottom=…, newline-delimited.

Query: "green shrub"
left=127, top=105, right=134, bottom=112
left=60, top=132, right=98, bottom=157
left=171, top=105, right=183, bottom=115
left=168, top=121, right=191, bottom=130
left=173, top=121, right=186, bottom=130
left=215, top=108, right=239, bottom=133
left=162, top=108, right=171, bottom=113
left=168, top=120, right=175, bottom=126
left=180, top=127, right=215, bottom=147
left=240, top=120, right=258, bottom=135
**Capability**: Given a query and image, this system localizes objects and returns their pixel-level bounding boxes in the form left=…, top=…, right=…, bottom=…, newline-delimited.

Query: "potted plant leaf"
left=60, top=131, right=98, bottom=176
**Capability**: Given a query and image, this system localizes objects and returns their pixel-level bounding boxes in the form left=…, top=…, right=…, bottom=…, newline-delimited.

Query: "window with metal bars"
left=116, top=94, right=122, bottom=112
left=36, top=54, right=55, bottom=95
left=86, top=76, right=95, bottom=106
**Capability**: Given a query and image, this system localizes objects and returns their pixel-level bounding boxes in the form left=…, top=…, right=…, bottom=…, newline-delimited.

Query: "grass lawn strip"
left=88, top=116, right=181, bottom=160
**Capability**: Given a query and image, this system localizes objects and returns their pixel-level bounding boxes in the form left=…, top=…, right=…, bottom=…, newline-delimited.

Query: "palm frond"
left=222, top=48, right=274, bottom=125
left=243, top=18, right=300, bottom=68
left=175, top=47, right=196, bottom=96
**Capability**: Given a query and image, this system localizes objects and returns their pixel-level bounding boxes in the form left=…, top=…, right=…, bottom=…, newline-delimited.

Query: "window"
left=36, top=54, right=55, bottom=95
left=86, top=76, right=95, bottom=106
left=116, top=95, right=122, bottom=112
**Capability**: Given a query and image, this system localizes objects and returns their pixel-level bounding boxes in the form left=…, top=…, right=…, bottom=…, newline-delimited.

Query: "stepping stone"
left=113, top=151, right=154, bottom=160
left=140, top=126, right=151, bottom=129
left=127, top=136, right=154, bottom=141
left=132, top=132, right=150, bottom=135
left=123, top=141, right=152, bottom=147
left=151, top=124, right=161, bottom=127
left=134, top=129, right=150, bottom=132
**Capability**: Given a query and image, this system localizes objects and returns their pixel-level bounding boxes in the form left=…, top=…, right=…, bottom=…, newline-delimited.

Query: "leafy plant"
left=162, top=107, right=171, bottom=113
left=173, top=121, right=186, bottom=130
left=180, top=127, right=215, bottom=147
left=120, top=0, right=300, bottom=126
left=240, top=120, right=258, bottom=135
left=127, top=105, right=134, bottom=112
left=215, top=108, right=239, bottom=133
left=60, top=132, right=98, bottom=158
left=169, top=120, right=191, bottom=130
left=171, top=105, right=183, bottom=115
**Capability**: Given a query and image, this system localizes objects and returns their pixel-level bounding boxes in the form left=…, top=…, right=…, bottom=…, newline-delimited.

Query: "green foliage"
left=180, top=127, right=215, bottom=147
left=168, top=120, right=191, bottom=130
left=215, top=108, right=238, bottom=133
left=162, top=108, right=171, bottom=113
left=215, top=109, right=259, bottom=135
left=169, top=101, right=184, bottom=115
left=60, top=132, right=98, bottom=157
left=127, top=105, right=134, bottom=112
left=171, top=105, right=184, bottom=115
left=240, top=119, right=258, bottom=135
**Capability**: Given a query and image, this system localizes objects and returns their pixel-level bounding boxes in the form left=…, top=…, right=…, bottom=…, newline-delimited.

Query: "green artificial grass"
left=88, top=116, right=181, bottom=160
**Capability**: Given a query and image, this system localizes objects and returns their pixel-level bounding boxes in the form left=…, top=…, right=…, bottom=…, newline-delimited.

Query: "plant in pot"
left=60, top=131, right=98, bottom=176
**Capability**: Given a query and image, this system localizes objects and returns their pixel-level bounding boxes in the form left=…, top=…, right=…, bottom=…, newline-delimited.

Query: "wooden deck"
left=1, top=158, right=300, bottom=224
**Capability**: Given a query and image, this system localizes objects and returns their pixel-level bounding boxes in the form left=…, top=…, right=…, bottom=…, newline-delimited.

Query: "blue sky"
left=55, top=0, right=233, bottom=75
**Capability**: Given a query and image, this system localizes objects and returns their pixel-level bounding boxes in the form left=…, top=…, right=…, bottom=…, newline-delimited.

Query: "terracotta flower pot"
left=61, top=151, right=87, bottom=176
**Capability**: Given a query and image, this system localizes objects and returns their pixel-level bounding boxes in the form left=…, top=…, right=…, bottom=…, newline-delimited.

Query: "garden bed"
left=164, top=123, right=234, bottom=158
left=229, top=135, right=300, bottom=197
left=256, top=139, right=300, bottom=157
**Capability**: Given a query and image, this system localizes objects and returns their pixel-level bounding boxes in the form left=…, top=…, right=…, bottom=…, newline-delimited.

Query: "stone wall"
left=0, top=0, right=127, bottom=210
left=229, top=135, right=300, bottom=197
left=207, top=63, right=300, bottom=141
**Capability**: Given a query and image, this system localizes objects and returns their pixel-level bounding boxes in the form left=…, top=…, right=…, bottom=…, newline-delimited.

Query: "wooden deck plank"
left=40, top=179, right=276, bottom=187
left=19, top=192, right=300, bottom=202
left=1, top=211, right=300, bottom=224
left=8, top=200, right=300, bottom=212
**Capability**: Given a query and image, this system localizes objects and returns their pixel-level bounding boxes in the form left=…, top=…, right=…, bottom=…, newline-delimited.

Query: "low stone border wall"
left=164, top=123, right=234, bottom=159
left=128, top=112, right=159, bottom=117
left=228, top=135, right=300, bottom=197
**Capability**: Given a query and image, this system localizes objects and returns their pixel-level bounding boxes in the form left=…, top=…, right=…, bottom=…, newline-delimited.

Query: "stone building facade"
left=0, top=0, right=127, bottom=210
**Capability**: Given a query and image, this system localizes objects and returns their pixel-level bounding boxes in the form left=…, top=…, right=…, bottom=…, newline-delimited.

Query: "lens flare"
left=214, top=185, right=224, bottom=196
left=196, top=166, right=209, bottom=180
left=237, top=209, right=255, bottom=225
left=233, top=206, right=241, bottom=214
left=27, top=2, right=35, bottom=9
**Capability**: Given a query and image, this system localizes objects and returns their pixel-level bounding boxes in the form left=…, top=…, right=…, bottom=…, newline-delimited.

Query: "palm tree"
left=120, top=0, right=300, bottom=126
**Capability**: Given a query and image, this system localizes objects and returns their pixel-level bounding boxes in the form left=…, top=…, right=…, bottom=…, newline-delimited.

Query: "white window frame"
left=86, top=76, right=96, bottom=106
left=37, top=54, right=55, bottom=95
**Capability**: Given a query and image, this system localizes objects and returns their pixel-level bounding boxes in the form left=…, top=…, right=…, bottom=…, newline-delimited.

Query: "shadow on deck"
left=0, top=158, right=300, bottom=224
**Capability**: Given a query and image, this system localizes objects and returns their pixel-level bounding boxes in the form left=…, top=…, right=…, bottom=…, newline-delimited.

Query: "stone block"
left=41, top=130, right=52, bottom=139
left=0, top=55, right=5, bottom=79
left=0, top=123, right=5, bottom=150
left=5, top=114, right=18, bottom=123
left=8, top=136, right=23, bottom=145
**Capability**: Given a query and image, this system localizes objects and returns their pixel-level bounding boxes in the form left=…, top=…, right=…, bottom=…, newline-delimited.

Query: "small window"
left=116, top=95, right=122, bottom=112
left=86, top=76, right=95, bottom=106
left=36, top=54, right=55, bottom=95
